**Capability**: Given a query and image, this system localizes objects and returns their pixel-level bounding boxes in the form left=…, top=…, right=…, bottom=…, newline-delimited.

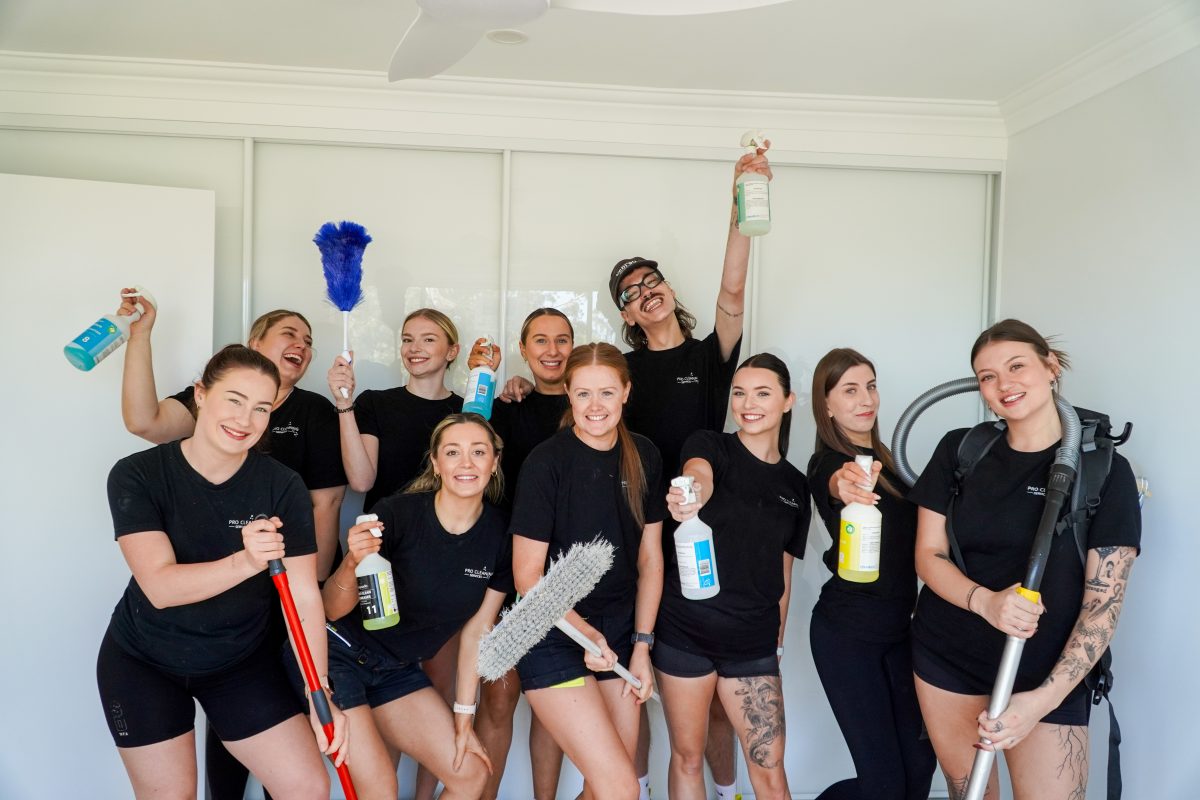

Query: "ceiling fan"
left=388, top=0, right=793, bottom=81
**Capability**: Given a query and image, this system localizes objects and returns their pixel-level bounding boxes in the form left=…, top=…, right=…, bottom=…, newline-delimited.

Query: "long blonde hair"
left=561, top=343, right=648, bottom=528
left=405, top=413, right=504, bottom=503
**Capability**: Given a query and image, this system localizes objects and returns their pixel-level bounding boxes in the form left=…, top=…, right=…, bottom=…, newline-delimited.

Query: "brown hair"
left=736, top=353, right=795, bottom=458
left=404, top=413, right=505, bottom=504
left=561, top=343, right=648, bottom=528
left=247, top=310, right=312, bottom=346
left=403, top=308, right=461, bottom=364
left=519, top=307, right=575, bottom=344
left=810, top=348, right=900, bottom=497
left=199, top=344, right=281, bottom=394
left=970, top=318, right=1071, bottom=375
left=621, top=300, right=697, bottom=351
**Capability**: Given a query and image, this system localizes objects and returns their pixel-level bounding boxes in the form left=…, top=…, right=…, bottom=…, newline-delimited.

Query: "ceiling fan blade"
left=554, top=0, right=791, bottom=15
left=387, top=9, right=487, bottom=81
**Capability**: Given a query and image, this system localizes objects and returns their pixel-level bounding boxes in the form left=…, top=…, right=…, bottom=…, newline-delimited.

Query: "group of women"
left=96, top=142, right=1139, bottom=800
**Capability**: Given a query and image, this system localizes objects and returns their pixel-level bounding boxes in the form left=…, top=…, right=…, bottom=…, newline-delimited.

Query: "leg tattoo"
left=1055, top=725, right=1088, bottom=800
left=733, top=676, right=785, bottom=768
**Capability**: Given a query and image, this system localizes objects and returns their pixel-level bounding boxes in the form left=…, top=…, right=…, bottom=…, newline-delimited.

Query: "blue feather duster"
left=314, top=221, right=372, bottom=398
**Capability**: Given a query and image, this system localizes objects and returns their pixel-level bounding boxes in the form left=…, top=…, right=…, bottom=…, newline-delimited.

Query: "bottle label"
left=357, top=569, right=399, bottom=621
left=737, top=180, right=771, bottom=224
left=839, top=518, right=882, bottom=572
left=676, top=538, right=716, bottom=590
left=70, top=318, right=123, bottom=359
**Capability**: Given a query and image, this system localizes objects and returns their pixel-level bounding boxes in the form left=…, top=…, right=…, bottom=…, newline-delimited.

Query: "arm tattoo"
left=732, top=676, right=785, bottom=768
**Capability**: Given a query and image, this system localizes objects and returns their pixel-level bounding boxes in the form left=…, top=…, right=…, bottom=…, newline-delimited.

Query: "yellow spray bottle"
left=838, top=454, right=881, bottom=583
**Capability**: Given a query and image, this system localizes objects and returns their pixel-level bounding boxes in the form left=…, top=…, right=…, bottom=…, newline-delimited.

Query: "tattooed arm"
left=975, top=545, right=1137, bottom=751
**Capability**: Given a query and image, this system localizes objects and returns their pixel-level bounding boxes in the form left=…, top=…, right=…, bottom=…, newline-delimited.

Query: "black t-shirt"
left=509, top=427, right=667, bottom=617
left=337, top=492, right=513, bottom=664
left=353, top=386, right=462, bottom=512
left=656, top=431, right=809, bottom=659
left=489, top=391, right=569, bottom=511
left=106, top=442, right=317, bottom=676
left=171, top=385, right=345, bottom=491
left=908, top=428, right=1142, bottom=692
left=808, top=447, right=920, bottom=643
left=624, top=330, right=741, bottom=476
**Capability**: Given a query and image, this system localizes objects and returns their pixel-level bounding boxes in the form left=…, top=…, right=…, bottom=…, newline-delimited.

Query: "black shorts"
left=96, top=627, right=305, bottom=748
left=517, top=610, right=634, bottom=692
left=912, top=640, right=1091, bottom=727
left=651, top=638, right=779, bottom=680
left=323, top=623, right=433, bottom=710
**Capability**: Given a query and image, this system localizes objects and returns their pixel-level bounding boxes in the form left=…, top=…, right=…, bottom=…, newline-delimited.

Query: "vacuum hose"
left=891, top=384, right=1081, bottom=800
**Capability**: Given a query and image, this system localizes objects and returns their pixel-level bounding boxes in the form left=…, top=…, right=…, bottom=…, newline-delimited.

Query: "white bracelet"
left=776, top=646, right=785, bottom=657
left=452, top=702, right=477, bottom=715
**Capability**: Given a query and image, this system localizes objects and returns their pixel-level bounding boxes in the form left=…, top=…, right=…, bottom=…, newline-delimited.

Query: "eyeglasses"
left=617, top=271, right=665, bottom=309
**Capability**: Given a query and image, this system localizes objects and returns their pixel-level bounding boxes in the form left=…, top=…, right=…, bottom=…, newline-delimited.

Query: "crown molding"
left=0, top=51, right=1007, bottom=167
left=1001, top=0, right=1200, bottom=135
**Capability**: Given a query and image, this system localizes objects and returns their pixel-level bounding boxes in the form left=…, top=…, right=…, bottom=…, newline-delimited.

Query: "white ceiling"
left=0, top=0, right=1186, bottom=101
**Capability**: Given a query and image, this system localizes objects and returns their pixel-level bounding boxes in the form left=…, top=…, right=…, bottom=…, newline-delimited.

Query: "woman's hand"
left=466, top=338, right=501, bottom=371
left=327, top=352, right=356, bottom=407
left=973, top=690, right=1052, bottom=752
left=625, top=647, right=655, bottom=704
left=240, top=516, right=285, bottom=572
left=344, top=518, right=384, bottom=568
left=453, top=713, right=494, bottom=774
left=975, top=583, right=1044, bottom=638
left=666, top=481, right=705, bottom=522
left=497, top=375, right=534, bottom=403
left=732, top=138, right=772, bottom=198
left=117, top=286, right=156, bottom=338
left=833, top=459, right=882, bottom=506
left=308, top=688, right=350, bottom=768
left=582, top=634, right=619, bottom=674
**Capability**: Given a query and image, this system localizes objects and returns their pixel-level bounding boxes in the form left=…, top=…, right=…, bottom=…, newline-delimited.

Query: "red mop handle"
left=269, top=559, right=358, bottom=800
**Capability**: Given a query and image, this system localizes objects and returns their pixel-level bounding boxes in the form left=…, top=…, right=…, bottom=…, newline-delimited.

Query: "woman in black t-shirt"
left=806, top=348, right=935, bottom=800
left=470, top=308, right=575, bottom=800
left=659, top=353, right=808, bottom=800
left=510, top=342, right=665, bottom=800
left=910, top=320, right=1140, bottom=799
left=97, top=345, right=346, bottom=800
left=320, top=413, right=512, bottom=800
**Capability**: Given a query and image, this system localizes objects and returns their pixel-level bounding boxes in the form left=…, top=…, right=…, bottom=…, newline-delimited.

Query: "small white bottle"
left=64, top=287, right=156, bottom=371
left=463, top=337, right=497, bottom=420
left=354, top=514, right=400, bottom=630
left=736, top=130, right=771, bottom=237
left=837, top=455, right=882, bottom=583
left=672, top=476, right=720, bottom=600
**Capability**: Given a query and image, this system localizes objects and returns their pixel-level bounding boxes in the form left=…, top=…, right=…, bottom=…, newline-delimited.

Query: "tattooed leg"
left=716, top=675, right=789, bottom=800
left=1006, top=722, right=1089, bottom=800
left=913, top=674, right=1000, bottom=800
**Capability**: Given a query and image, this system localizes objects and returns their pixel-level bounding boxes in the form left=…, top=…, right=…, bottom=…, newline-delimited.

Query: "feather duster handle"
left=314, top=221, right=371, bottom=399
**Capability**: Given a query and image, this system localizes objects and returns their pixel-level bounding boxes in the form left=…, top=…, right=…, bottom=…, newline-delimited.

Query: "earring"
left=1051, top=377, right=1059, bottom=393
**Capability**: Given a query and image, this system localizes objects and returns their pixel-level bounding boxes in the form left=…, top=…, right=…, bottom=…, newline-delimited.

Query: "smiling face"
left=617, top=266, right=676, bottom=331
left=567, top=363, right=630, bottom=448
left=431, top=421, right=498, bottom=501
left=973, top=340, right=1060, bottom=423
left=731, top=366, right=796, bottom=438
left=401, top=316, right=459, bottom=379
left=825, top=363, right=879, bottom=447
left=520, top=315, right=574, bottom=389
left=193, top=366, right=276, bottom=456
left=249, top=315, right=312, bottom=388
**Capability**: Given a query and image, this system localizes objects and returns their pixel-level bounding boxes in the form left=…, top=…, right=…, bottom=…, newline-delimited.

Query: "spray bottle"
left=736, top=130, right=771, bottom=236
left=354, top=513, right=400, bottom=630
left=671, top=476, right=720, bottom=600
left=64, top=287, right=156, bottom=371
left=838, top=455, right=882, bottom=583
left=463, top=337, right=497, bottom=419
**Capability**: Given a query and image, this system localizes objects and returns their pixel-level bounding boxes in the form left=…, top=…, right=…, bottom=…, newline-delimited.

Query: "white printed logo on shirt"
left=778, top=495, right=799, bottom=509
left=1026, top=485, right=1046, bottom=497
left=463, top=567, right=494, bottom=581
left=272, top=424, right=301, bottom=437
left=675, top=373, right=700, bottom=386
left=227, top=517, right=255, bottom=530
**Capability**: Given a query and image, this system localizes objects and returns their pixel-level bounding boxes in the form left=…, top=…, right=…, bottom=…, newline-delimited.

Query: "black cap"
left=609, top=256, right=660, bottom=307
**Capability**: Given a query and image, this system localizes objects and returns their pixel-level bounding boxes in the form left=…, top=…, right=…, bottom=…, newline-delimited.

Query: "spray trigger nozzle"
left=356, top=513, right=382, bottom=538
left=740, top=130, right=767, bottom=152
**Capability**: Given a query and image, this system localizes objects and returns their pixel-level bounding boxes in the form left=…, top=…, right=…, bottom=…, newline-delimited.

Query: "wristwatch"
left=631, top=631, right=655, bottom=648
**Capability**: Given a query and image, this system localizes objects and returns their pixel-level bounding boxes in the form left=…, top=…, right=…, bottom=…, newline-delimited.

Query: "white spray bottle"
left=671, top=476, right=720, bottom=600
left=736, top=130, right=771, bottom=236
left=64, top=286, right=156, bottom=371
left=354, top=514, right=400, bottom=630
left=838, top=455, right=882, bottom=583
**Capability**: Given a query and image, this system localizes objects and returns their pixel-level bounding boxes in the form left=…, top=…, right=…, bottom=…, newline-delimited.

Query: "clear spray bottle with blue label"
left=64, top=287, right=156, bottom=371
left=672, top=476, right=720, bottom=600
left=463, top=337, right=497, bottom=419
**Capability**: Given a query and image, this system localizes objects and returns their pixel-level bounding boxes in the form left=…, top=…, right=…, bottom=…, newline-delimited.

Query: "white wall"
left=998, top=46, right=1200, bottom=799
